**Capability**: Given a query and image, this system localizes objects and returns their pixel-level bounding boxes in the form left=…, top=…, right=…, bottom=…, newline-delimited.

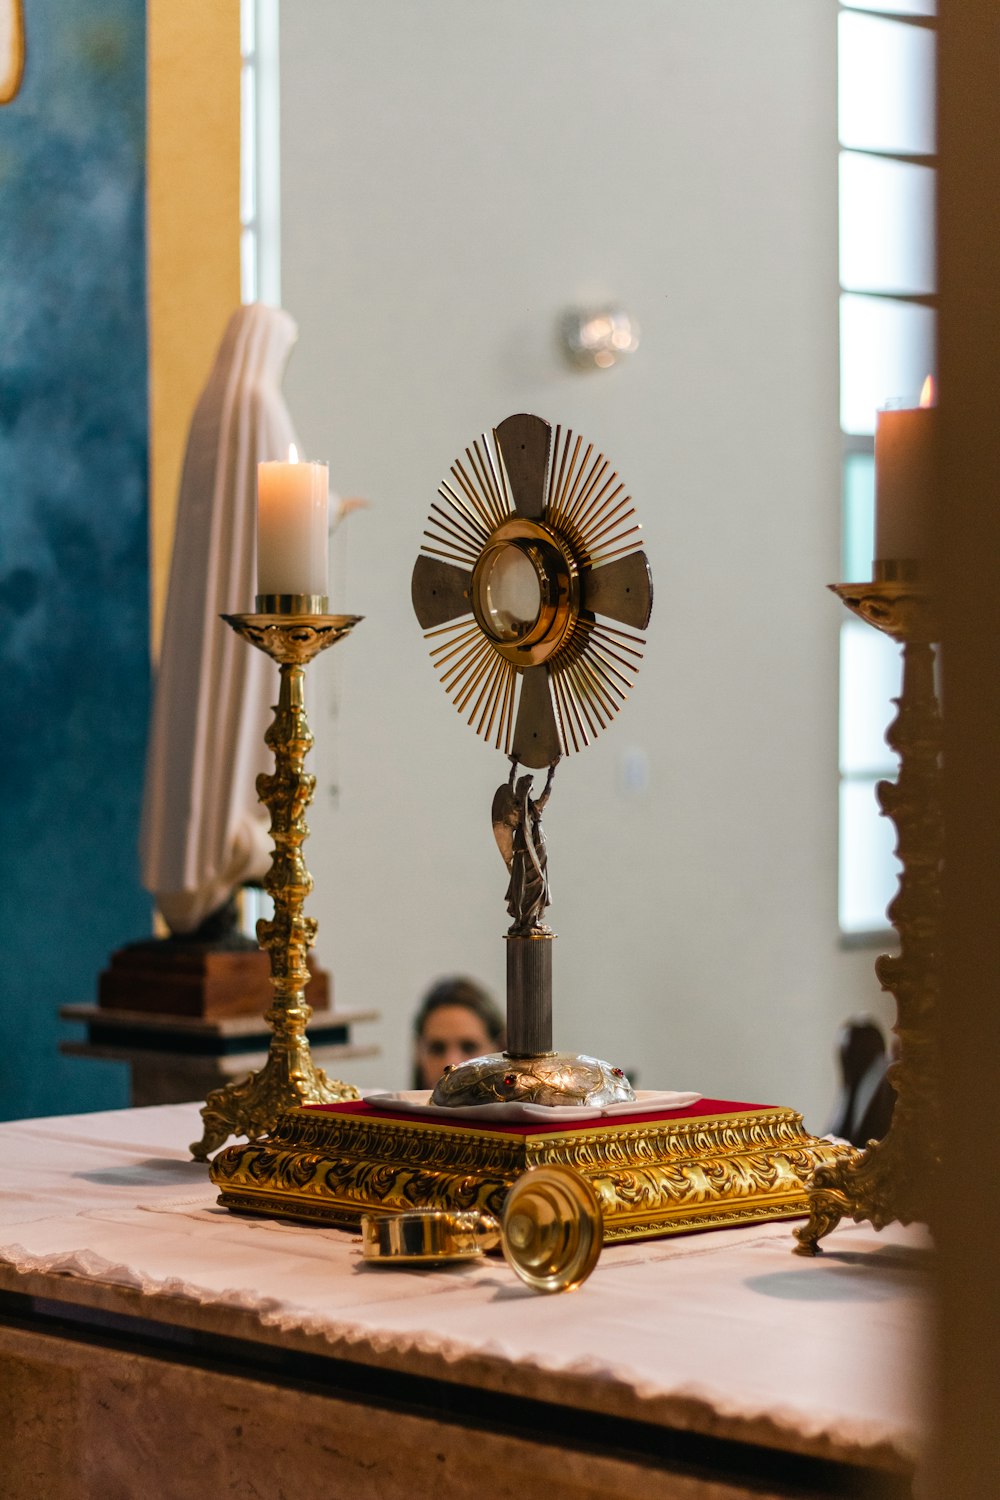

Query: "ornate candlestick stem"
left=794, top=580, right=942, bottom=1253
left=191, top=608, right=362, bottom=1160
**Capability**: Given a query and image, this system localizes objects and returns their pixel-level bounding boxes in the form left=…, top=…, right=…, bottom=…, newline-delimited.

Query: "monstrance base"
left=430, top=1050, right=635, bottom=1109
left=209, top=1098, right=852, bottom=1243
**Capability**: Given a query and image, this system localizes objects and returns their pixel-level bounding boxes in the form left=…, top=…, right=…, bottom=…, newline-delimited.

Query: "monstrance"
left=411, top=412, right=653, bottom=1107
left=210, top=414, right=848, bottom=1242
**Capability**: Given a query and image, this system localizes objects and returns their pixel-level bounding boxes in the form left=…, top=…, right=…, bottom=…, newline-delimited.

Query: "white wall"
left=279, top=0, right=889, bottom=1127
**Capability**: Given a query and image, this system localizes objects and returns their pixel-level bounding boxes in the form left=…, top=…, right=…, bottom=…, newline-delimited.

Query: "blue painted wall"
left=0, top=0, right=150, bottom=1118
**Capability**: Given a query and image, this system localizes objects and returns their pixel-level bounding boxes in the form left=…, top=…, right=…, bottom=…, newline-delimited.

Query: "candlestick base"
left=190, top=611, right=363, bottom=1161
left=191, top=1038, right=357, bottom=1161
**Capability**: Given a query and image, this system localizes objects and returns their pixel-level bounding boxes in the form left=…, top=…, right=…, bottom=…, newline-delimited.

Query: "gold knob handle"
left=361, top=1208, right=500, bottom=1263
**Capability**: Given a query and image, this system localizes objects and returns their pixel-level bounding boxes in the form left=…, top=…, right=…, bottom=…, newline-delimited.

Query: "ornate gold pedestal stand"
left=794, top=578, right=941, bottom=1254
left=211, top=1097, right=847, bottom=1241
left=191, top=602, right=362, bottom=1160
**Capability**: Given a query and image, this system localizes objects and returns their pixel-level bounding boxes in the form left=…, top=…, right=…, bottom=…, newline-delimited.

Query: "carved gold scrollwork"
left=210, top=1103, right=850, bottom=1242
left=794, top=585, right=941, bottom=1255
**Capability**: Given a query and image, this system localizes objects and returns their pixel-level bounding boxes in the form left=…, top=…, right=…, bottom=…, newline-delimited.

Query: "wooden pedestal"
left=98, top=941, right=329, bottom=1019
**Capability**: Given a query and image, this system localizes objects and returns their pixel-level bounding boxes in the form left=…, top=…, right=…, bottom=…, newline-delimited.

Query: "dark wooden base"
left=98, top=941, right=330, bottom=1019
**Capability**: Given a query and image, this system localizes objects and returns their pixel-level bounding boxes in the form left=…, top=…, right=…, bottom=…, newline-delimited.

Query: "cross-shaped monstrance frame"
left=411, top=413, right=652, bottom=769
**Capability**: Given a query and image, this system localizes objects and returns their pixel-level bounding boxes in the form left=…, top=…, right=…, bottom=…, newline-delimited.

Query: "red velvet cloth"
left=304, top=1097, right=774, bottom=1136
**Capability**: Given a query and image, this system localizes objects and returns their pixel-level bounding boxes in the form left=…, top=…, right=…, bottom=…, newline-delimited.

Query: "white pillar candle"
left=874, top=377, right=936, bottom=570
left=257, top=446, right=329, bottom=598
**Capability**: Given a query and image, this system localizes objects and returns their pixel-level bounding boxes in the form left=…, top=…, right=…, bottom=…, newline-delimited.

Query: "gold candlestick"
left=190, top=601, right=363, bottom=1160
left=794, top=578, right=941, bottom=1254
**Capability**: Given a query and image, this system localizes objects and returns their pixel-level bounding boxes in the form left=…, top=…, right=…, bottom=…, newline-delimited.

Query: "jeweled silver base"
left=430, top=1051, right=636, bottom=1109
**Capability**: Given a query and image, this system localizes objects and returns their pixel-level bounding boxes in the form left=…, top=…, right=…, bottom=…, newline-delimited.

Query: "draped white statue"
left=140, top=304, right=305, bottom=935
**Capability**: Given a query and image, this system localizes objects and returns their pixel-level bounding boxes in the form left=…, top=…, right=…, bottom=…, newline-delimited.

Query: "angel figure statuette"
left=492, top=758, right=557, bottom=935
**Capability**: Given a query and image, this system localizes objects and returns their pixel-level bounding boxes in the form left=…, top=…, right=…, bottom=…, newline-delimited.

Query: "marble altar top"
left=0, top=1102, right=931, bottom=1475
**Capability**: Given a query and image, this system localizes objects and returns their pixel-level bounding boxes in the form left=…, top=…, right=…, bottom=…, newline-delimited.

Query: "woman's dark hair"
left=412, top=976, right=505, bottom=1087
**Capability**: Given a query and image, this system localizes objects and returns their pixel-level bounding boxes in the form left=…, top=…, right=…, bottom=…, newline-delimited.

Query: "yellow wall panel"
left=147, top=0, right=241, bottom=654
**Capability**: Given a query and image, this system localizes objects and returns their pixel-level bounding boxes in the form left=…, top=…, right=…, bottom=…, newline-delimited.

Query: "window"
left=240, top=0, right=281, bottom=307
left=837, top=2, right=936, bottom=937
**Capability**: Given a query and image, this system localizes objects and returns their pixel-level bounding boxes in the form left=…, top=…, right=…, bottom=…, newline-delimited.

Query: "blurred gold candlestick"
left=795, top=578, right=941, bottom=1253
left=191, top=601, right=362, bottom=1160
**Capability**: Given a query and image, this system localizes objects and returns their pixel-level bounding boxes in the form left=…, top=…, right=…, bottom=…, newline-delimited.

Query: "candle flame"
left=919, top=375, right=935, bottom=408
left=288, top=442, right=299, bottom=463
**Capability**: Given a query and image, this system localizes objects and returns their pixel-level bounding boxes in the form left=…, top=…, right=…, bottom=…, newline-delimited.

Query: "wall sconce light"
left=560, top=306, right=640, bottom=371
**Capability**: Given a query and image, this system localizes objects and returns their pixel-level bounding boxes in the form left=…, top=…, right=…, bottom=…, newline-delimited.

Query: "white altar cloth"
left=0, top=1103, right=930, bottom=1471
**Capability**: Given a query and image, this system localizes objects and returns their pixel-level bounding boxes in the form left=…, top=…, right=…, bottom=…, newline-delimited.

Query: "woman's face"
left=416, top=1004, right=495, bottom=1091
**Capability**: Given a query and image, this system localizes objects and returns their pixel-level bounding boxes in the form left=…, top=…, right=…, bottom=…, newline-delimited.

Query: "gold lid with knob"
left=501, top=1165, right=603, bottom=1293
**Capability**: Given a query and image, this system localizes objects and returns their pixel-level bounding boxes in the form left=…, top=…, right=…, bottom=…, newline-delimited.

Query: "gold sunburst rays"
left=424, top=435, right=509, bottom=567
left=546, top=424, right=642, bottom=568
left=426, top=617, right=519, bottom=752
left=411, top=413, right=653, bottom=768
